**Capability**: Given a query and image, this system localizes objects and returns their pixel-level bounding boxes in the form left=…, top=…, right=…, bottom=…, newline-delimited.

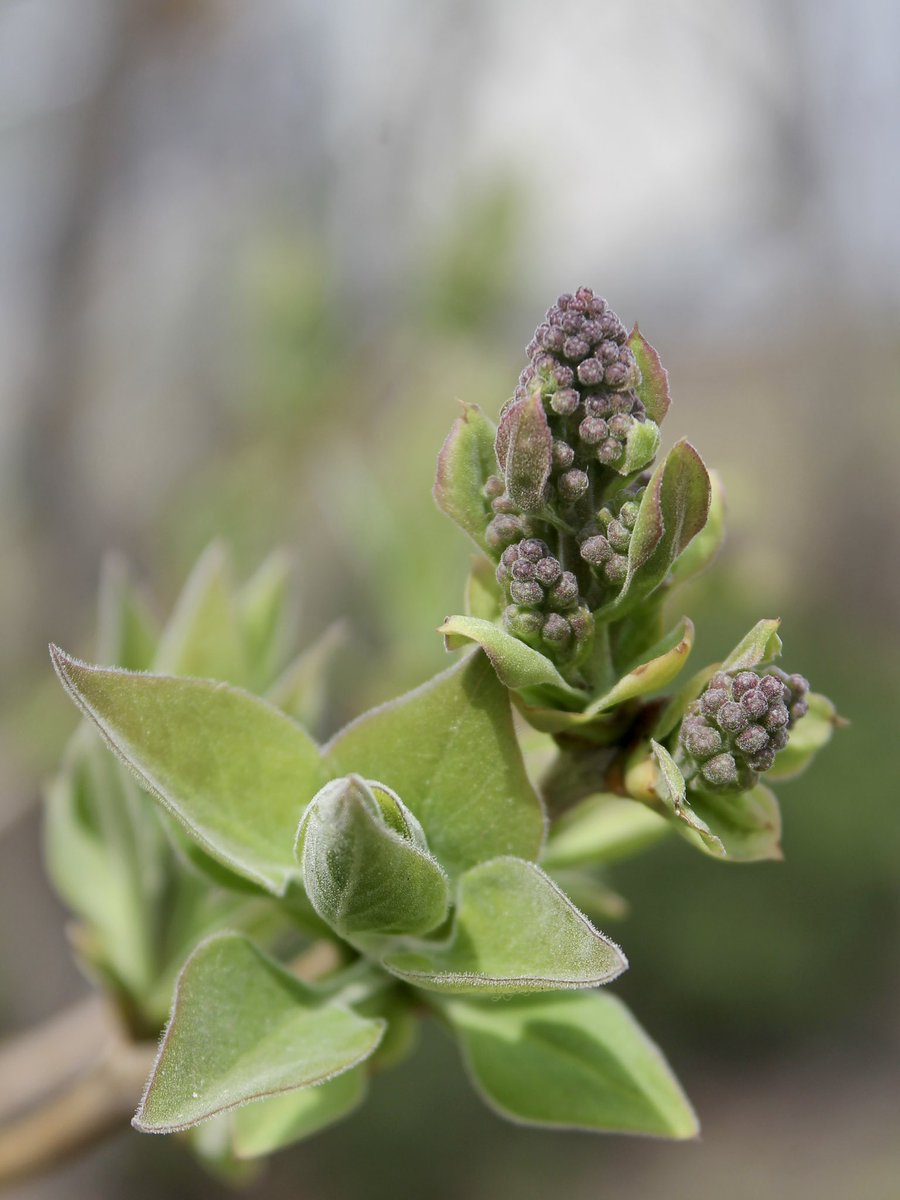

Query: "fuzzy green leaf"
left=668, top=469, right=726, bottom=587
left=502, top=393, right=552, bottom=512
left=765, top=693, right=840, bottom=781
left=134, top=934, right=384, bottom=1133
left=50, top=648, right=326, bottom=894
left=326, top=652, right=545, bottom=878
left=721, top=619, right=782, bottom=671
left=618, top=418, right=660, bottom=475
left=433, top=402, right=498, bottom=552
left=437, top=616, right=585, bottom=709
left=542, top=795, right=669, bottom=869
left=464, top=556, right=503, bottom=621
left=382, top=856, right=626, bottom=995
left=628, top=325, right=671, bottom=424
left=231, top=1069, right=367, bottom=1159
left=296, top=776, right=450, bottom=943
left=586, top=618, right=694, bottom=715
left=605, top=441, right=710, bottom=615
left=687, top=784, right=783, bottom=862
left=440, top=990, right=698, bottom=1137
left=648, top=741, right=724, bottom=856
left=154, top=543, right=249, bottom=687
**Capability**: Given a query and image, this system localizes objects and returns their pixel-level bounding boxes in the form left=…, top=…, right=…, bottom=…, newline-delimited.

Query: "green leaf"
left=668, top=469, right=726, bottom=587
left=765, top=692, right=840, bottom=781
left=721, top=619, right=782, bottom=671
left=501, top=393, right=552, bottom=512
left=382, top=856, right=626, bottom=995
left=464, top=556, right=503, bottom=621
left=542, top=795, right=669, bottom=869
left=96, top=554, right=158, bottom=671
left=437, top=616, right=586, bottom=709
left=604, top=441, right=710, bottom=616
left=50, top=648, right=326, bottom=894
left=237, top=550, right=293, bottom=691
left=440, top=990, right=698, bottom=1137
left=326, top=652, right=545, bottom=879
left=231, top=1069, right=367, bottom=1159
left=648, top=741, right=724, bottom=857
left=628, top=325, right=671, bottom=424
left=134, top=934, right=384, bottom=1133
left=585, top=618, right=694, bottom=715
left=267, top=620, right=347, bottom=731
left=296, top=776, right=450, bottom=943
left=651, top=662, right=719, bottom=741
left=154, top=543, right=249, bottom=687
left=618, top=418, right=660, bottom=475
left=688, top=784, right=783, bottom=862
left=433, top=402, right=498, bottom=552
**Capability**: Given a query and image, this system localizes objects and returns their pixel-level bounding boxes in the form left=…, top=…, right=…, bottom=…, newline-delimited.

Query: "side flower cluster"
left=679, top=668, right=810, bottom=792
left=496, top=538, right=594, bottom=660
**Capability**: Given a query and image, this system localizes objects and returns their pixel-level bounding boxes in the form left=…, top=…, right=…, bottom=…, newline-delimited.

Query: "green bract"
left=45, top=288, right=837, bottom=1173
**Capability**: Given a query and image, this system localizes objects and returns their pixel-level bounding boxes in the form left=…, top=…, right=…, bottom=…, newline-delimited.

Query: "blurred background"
left=1, top=1, right=898, bottom=1197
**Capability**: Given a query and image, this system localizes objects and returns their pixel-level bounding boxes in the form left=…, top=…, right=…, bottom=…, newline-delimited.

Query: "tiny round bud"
left=598, top=339, right=620, bottom=364
left=769, top=727, right=790, bottom=751
left=519, top=538, right=548, bottom=561
left=607, top=414, right=634, bottom=439
left=791, top=699, right=809, bottom=721
left=500, top=544, right=520, bottom=568
left=558, top=469, right=589, bottom=503
left=534, top=556, right=562, bottom=586
left=503, top=605, right=543, bottom=642
left=486, top=514, right=524, bottom=550
left=483, top=475, right=505, bottom=500
left=759, top=674, right=786, bottom=702
left=717, top=701, right=750, bottom=734
left=740, top=689, right=768, bottom=719
left=682, top=722, right=724, bottom=759
left=732, top=671, right=759, bottom=699
left=604, top=362, right=629, bottom=389
left=510, top=558, right=536, bottom=581
left=581, top=319, right=603, bottom=344
left=552, top=363, right=575, bottom=387
left=604, top=554, right=628, bottom=584
left=578, top=416, right=609, bottom=445
left=548, top=571, right=579, bottom=610
left=700, top=687, right=729, bottom=716
left=580, top=535, right=612, bottom=565
left=710, top=672, right=731, bottom=691
left=552, top=439, right=575, bottom=468
left=789, top=673, right=810, bottom=695
left=585, top=394, right=613, bottom=418
left=748, top=747, right=776, bottom=772
left=764, top=703, right=790, bottom=732
left=491, top=495, right=517, bottom=514
left=509, top=580, right=543, bottom=607
left=576, top=358, right=604, bottom=386
left=563, top=336, right=589, bottom=361
left=736, top=725, right=769, bottom=755
left=619, top=500, right=640, bottom=529
left=541, top=613, right=572, bottom=645
left=700, top=753, right=740, bottom=789
left=550, top=388, right=580, bottom=416
left=597, top=439, right=623, bottom=465
left=568, top=605, right=594, bottom=642
left=606, top=520, right=631, bottom=552
left=541, top=325, right=565, bottom=352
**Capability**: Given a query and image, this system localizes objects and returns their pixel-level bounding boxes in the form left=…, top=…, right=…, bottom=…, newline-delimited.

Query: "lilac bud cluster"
left=496, top=538, right=594, bottom=662
left=679, top=668, right=811, bottom=793
left=515, top=288, right=646, bottom=485
left=577, top=485, right=645, bottom=591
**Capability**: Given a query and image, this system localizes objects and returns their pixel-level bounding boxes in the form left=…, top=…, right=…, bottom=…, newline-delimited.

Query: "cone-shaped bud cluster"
left=679, top=668, right=810, bottom=793
left=577, top=483, right=646, bottom=591
left=514, top=287, right=646, bottom=483
left=496, top=538, right=594, bottom=662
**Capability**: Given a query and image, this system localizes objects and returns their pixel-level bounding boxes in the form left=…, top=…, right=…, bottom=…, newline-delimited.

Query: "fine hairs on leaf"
left=34, top=285, right=838, bottom=1176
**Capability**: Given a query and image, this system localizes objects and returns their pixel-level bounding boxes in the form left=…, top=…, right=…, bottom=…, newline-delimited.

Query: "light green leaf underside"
left=231, top=1069, right=367, bottom=1159
left=50, top=648, right=326, bottom=895
left=433, top=402, right=498, bottom=553
left=326, top=652, right=545, bottom=879
left=764, top=692, right=838, bottom=781
left=542, top=795, right=670, bottom=870
left=440, top=989, right=698, bottom=1138
left=687, top=784, right=783, bottom=862
left=721, top=618, right=782, bottom=672
left=383, top=856, right=626, bottom=995
left=134, top=933, right=384, bottom=1133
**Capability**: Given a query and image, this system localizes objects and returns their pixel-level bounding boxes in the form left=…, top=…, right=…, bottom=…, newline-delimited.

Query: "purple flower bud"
left=509, top=580, right=544, bottom=607
left=717, top=701, right=750, bottom=735
left=700, top=687, right=729, bottom=716
left=580, top=535, right=612, bottom=565
left=576, top=358, right=604, bottom=386
left=568, top=605, right=594, bottom=643
left=619, top=500, right=640, bottom=529
left=552, top=439, right=575, bottom=468
left=791, top=699, right=809, bottom=721
left=682, top=721, right=724, bottom=759
left=511, top=559, right=536, bottom=581
left=483, top=475, right=505, bottom=500
left=604, top=554, right=628, bottom=584
left=486, top=514, right=525, bottom=550
left=606, top=520, right=631, bottom=552
left=700, top=753, right=739, bottom=789
left=740, top=689, right=768, bottom=719
left=564, top=336, right=590, bottom=361
left=607, top=414, right=634, bottom=439
left=585, top=394, right=613, bottom=418
left=491, top=495, right=518, bottom=514
left=541, top=613, right=572, bottom=645
left=558, top=469, right=589, bottom=503
left=503, top=605, right=543, bottom=642
left=597, top=439, right=623, bottom=465
left=534, top=556, right=562, bottom=586
left=548, top=571, right=579, bottom=610
left=519, top=538, right=549, bottom=561
left=551, top=388, right=580, bottom=416
left=578, top=416, right=609, bottom=445
left=604, top=362, right=629, bottom=389
left=759, top=674, right=786, bottom=702
left=735, top=725, right=769, bottom=755
left=764, top=703, right=790, bottom=732
left=748, top=747, right=776, bottom=772
left=731, top=671, right=759, bottom=699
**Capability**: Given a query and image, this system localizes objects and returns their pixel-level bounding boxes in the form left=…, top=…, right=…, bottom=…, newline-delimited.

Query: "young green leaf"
left=647, top=740, right=724, bottom=857
left=237, top=550, right=293, bottom=691
left=617, top=417, right=661, bottom=475
left=585, top=618, right=694, bottom=715
left=433, top=402, right=498, bottom=552
left=266, top=620, right=347, bottom=731
left=326, top=652, right=545, bottom=879
left=440, top=989, right=698, bottom=1138
left=134, top=933, right=384, bottom=1133
left=687, top=784, right=783, bottom=862
left=721, top=619, right=782, bottom=671
left=382, top=856, right=626, bottom=995
left=231, top=1069, right=367, bottom=1159
left=628, top=325, right=671, bottom=424
left=437, top=616, right=586, bottom=709
left=542, top=795, right=670, bottom=870
left=154, top=542, right=249, bottom=687
left=668, top=469, right=726, bottom=587
left=296, top=776, right=450, bottom=943
left=501, top=392, right=552, bottom=512
left=50, top=648, right=326, bottom=894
